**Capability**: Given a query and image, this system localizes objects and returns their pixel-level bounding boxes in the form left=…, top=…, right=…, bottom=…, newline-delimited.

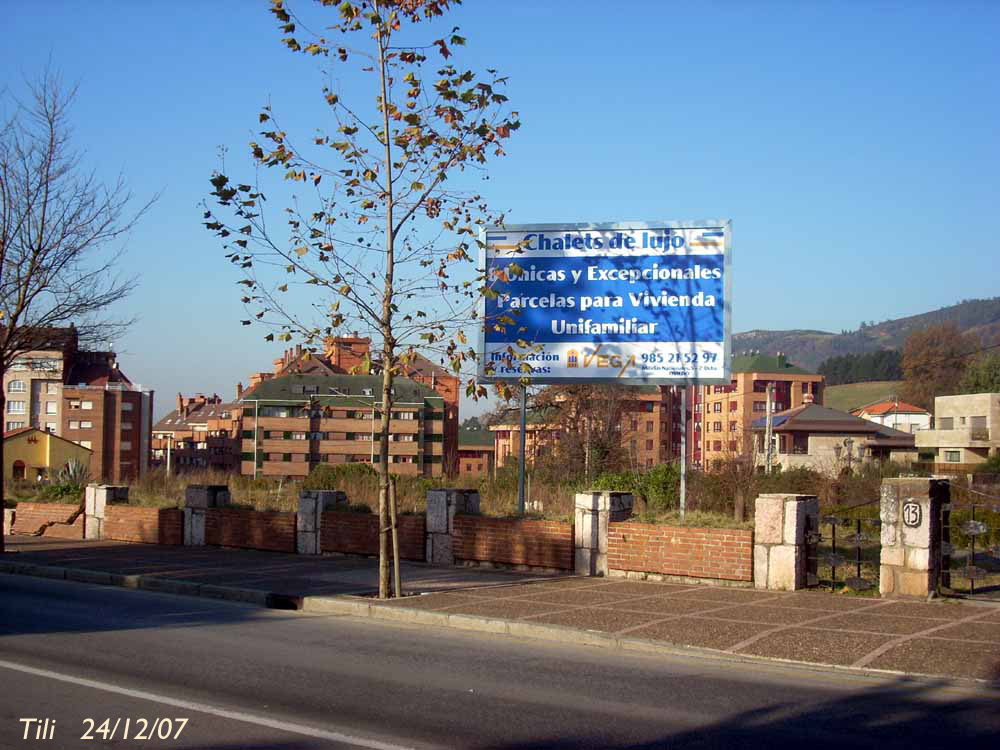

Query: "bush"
left=302, top=462, right=378, bottom=490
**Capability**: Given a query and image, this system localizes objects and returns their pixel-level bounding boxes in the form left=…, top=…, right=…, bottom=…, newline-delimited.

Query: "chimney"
left=237, top=382, right=243, bottom=400
left=177, top=393, right=183, bottom=415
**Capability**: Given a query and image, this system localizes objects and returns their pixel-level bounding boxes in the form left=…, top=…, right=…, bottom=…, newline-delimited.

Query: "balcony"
left=915, top=427, right=993, bottom=449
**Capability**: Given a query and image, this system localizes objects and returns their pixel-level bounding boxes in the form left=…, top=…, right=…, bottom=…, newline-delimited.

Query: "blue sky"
left=3, top=0, right=998, bottom=419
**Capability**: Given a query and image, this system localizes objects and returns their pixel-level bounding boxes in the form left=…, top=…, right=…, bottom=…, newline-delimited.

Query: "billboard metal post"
left=518, top=385, right=527, bottom=515
left=680, top=386, right=687, bottom=524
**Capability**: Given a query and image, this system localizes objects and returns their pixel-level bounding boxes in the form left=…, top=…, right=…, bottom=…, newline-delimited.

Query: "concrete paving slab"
left=520, top=589, right=651, bottom=606
left=702, top=604, right=823, bottom=625
left=666, top=587, right=780, bottom=604
left=626, top=616, right=769, bottom=650
left=525, top=607, right=665, bottom=634
left=442, top=599, right=574, bottom=620
left=603, top=595, right=726, bottom=617
left=765, top=592, right=884, bottom=611
left=871, top=601, right=984, bottom=620
left=866, top=637, right=1000, bottom=681
left=585, top=580, right=695, bottom=596
left=927, top=621, right=1000, bottom=644
left=736, top=628, right=894, bottom=666
left=807, top=613, right=945, bottom=636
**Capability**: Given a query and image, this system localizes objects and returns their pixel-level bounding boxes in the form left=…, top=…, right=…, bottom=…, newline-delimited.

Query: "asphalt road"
left=1, top=574, right=998, bottom=750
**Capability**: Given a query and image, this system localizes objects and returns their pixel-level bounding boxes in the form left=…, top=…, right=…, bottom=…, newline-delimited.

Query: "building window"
left=714, top=421, right=722, bottom=432
left=753, top=401, right=767, bottom=412
left=645, top=421, right=654, bottom=432
left=729, top=421, right=737, bottom=432
left=713, top=440, right=722, bottom=451
left=713, top=402, right=722, bottom=413
left=68, top=400, right=81, bottom=409
left=730, top=401, right=738, bottom=412
left=79, top=440, right=92, bottom=449
left=121, top=421, right=133, bottom=431
left=291, top=432, right=307, bottom=440
left=643, top=402, right=653, bottom=413
left=81, top=400, right=93, bottom=410
left=80, top=421, right=93, bottom=429
left=121, top=402, right=133, bottom=412
left=7, top=380, right=25, bottom=393
left=46, top=422, right=57, bottom=433
left=729, top=441, right=738, bottom=452
left=121, top=441, right=132, bottom=450
left=630, top=419, right=638, bottom=431
left=69, top=420, right=79, bottom=429
left=6, top=400, right=25, bottom=414
left=6, top=421, right=25, bottom=430
left=937, top=417, right=954, bottom=429
left=46, top=382, right=59, bottom=395
left=44, top=401, right=56, bottom=415
left=944, top=450, right=961, bottom=463
left=645, top=439, right=653, bottom=450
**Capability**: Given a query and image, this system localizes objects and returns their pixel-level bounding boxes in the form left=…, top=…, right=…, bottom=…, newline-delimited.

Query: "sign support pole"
left=679, top=386, right=687, bottom=524
left=518, top=384, right=527, bottom=514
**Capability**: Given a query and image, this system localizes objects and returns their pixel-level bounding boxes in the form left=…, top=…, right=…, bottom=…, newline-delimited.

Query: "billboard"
left=479, top=221, right=731, bottom=384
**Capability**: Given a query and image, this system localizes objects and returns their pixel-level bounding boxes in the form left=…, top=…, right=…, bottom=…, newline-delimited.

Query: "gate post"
left=574, top=491, right=634, bottom=576
left=297, top=490, right=347, bottom=554
left=879, top=478, right=946, bottom=598
left=753, top=494, right=818, bottom=590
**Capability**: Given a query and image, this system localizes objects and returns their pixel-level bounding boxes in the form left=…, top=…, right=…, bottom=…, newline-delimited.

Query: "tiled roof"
left=3, top=426, right=94, bottom=451
left=852, top=400, right=928, bottom=416
left=154, top=401, right=239, bottom=430
left=3, top=426, right=35, bottom=439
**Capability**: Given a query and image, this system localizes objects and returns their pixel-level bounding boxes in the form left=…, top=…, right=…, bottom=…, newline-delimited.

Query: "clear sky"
left=3, top=0, right=998, bottom=420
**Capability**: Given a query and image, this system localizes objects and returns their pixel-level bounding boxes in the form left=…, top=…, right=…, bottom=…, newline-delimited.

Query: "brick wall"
left=320, top=512, right=425, bottom=561
left=11, top=502, right=83, bottom=539
left=452, top=515, right=573, bottom=570
left=204, top=508, right=297, bottom=553
left=608, top=522, right=753, bottom=582
left=103, top=507, right=183, bottom=545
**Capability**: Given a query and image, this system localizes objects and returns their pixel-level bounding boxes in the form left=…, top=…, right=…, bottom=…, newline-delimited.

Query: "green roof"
left=242, top=373, right=442, bottom=405
left=458, top=427, right=494, bottom=447
left=731, top=354, right=815, bottom=375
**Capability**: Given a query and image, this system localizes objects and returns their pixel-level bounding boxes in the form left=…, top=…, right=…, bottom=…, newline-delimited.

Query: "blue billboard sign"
left=479, top=221, right=731, bottom=384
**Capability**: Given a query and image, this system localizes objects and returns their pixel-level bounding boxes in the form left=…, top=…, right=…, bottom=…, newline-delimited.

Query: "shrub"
left=301, top=462, right=378, bottom=490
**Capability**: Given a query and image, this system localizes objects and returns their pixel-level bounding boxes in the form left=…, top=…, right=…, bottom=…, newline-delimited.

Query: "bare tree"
left=203, top=0, right=519, bottom=597
left=0, top=71, right=148, bottom=553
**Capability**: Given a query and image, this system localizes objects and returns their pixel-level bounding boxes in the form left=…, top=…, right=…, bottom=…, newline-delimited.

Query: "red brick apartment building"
left=242, top=336, right=460, bottom=474
left=490, top=385, right=681, bottom=472
left=238, top=373, right=448, bottom=479
left=151, top=394, right=240, bottom=472
left=686, top=353, right=824, bottom=468
left=457, top=429, right=495, bottom=478
left=3, top=328, right=154, bottom=482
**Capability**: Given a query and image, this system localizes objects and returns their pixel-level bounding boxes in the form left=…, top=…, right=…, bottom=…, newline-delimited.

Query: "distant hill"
left=823, top=381, right=903, bottom=412
left=733, top=297, right=1000, bottom=372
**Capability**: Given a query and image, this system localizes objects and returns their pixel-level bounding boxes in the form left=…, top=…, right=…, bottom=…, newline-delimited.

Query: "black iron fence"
left=806, top=500, right=881, bottom=593
left=939, top=492, right=1000, bottom=598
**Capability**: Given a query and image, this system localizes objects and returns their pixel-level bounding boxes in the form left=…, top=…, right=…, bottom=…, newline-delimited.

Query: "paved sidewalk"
left=5, top=535, right=1000, bottom=684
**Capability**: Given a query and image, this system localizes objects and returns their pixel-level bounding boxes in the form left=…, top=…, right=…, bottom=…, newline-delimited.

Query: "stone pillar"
left=574, top=491, right=634, bottom=576
left=753, top=493, right=819, bottom=590
left=425, top=489, right=480, bottom=566
left=296, top=490, right=347, bottom=554
left=879, top=478, right=945, bottom=598
left=183, top=484, right=227, bottom=546
left=84, top=485, right=129, bottom=540
left=3, top=508, right=13, bottom=536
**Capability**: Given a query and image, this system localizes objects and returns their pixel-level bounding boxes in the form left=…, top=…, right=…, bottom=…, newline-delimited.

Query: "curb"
left=3, top=561, right=997, bottom=688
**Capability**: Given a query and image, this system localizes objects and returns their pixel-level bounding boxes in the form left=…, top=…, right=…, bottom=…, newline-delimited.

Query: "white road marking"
left=0, top=658, right=420, bottom=750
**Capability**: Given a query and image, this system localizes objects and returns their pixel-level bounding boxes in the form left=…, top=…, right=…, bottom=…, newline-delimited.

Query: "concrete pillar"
left=425, top=489, right=480, bottom=565
left=183, top=484, right=227, bottom=546
left=879, top=478, right=945, bottom=598
left=753, top=493, right=819, bottom=590
left=296, top=490, right=347, bottom=554
left=3, top=508, right=13, bottom=536
left=574, top=491, right=634, bottom=576
left=84, top=485, right=129, bottom=540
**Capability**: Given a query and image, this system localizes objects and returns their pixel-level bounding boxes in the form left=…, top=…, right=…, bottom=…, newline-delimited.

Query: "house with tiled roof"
left=751, top=402, right=916, bottom=475
left=3, top=426, right=93, bottom=481
left=151, top=394, right=240, bottom=473
left=851, top=399, right=930, bottom=434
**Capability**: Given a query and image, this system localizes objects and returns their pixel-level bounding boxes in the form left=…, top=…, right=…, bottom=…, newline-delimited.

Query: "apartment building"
left=238, top=373, right=447, bottom=479
left=152, top=394, right=240, bottom=472
left=490, top=385, right=679, bottom=472
left=687, top=353, right=824, bottom=468
left=457, top=432, right=495, bottom=478
left=243, top=336, right=461, bottom=474
left=914, top=392, right=1000, bottom=469
left=3, top=328, right=153, bottom=482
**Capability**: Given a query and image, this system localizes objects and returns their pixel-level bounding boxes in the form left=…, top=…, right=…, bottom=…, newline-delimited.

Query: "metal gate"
left=805, top=500, right=882, bottom=592
left=938, top=490, right=1000, bottom=600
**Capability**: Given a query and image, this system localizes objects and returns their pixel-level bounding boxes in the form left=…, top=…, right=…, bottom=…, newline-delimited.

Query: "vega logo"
left=575, top=346, right=637, bottom=377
